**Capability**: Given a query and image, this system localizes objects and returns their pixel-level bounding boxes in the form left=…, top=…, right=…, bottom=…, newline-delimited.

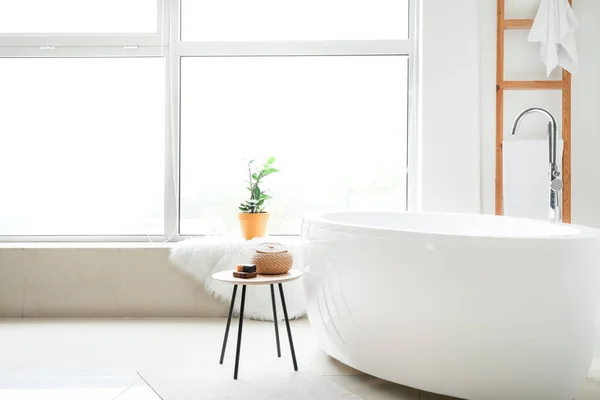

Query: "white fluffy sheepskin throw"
left=169, top=236, right=306, bottom=321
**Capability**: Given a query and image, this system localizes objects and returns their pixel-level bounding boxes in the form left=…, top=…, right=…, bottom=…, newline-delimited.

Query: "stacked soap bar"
left=233, top=264, right=257, bottom=279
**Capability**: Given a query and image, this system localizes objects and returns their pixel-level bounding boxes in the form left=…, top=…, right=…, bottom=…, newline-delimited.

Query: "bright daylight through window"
left=0, top=0, right=413, bottom=239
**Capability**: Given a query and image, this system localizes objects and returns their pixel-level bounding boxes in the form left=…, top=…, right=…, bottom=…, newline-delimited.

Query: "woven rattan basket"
left=251, top=242, right=293, bottom=275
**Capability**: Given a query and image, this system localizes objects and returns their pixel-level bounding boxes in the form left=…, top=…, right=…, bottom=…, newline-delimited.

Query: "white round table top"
left=212, top=269, right=303, bottom=285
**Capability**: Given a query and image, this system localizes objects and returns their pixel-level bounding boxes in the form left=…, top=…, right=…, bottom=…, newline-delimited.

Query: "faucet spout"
left=511, top=108, right=558, bottom=165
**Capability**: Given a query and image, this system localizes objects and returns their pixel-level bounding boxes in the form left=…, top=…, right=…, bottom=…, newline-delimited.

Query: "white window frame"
left=0, top=0, right=419, bottom=242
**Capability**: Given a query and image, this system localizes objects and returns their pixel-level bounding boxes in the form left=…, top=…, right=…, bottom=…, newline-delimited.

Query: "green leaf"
left=255, top=167, right=279, bottom=181
left=252, top=185, right=261, bottom=200
left=267, top=156, right=275, bottom=164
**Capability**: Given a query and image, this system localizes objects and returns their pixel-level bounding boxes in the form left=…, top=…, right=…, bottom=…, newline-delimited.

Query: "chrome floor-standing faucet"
left=510, top=108, right=562, bottom=222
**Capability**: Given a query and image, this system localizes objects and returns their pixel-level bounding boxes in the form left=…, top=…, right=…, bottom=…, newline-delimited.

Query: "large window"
left=181, top=0, right=409, bottom=41
left=179, top=56, right=409, bottom=234
left=0, top=0, right=415, bottom=240
left=0, top=0, right=157, bottom=33
left=0, top=58, right=164, bottom=235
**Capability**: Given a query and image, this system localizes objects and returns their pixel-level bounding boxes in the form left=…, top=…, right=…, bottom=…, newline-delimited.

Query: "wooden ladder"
left=495, top=0, right=572, bottom=223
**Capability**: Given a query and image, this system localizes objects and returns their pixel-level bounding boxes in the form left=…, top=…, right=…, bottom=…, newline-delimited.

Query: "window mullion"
left=0, top=35, right=162, bottom=48
left=0, top=46, right=164, bottom=58
left=174, top=40, right=412, bottom=57
left=164, top=0, right=181, bottom=239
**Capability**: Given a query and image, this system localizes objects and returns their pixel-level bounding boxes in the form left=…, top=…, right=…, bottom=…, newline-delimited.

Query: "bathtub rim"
left=302, top=211, right=600, bottom=241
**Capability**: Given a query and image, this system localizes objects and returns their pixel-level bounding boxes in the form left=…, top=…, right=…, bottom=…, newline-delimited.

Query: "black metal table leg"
left=270, top=284, right=282, bottom=357
left=233, top=285, right=247, bottom=379
left=278, top=283, right=298, bottom=371
left=219, top=285, right=238, bottom=364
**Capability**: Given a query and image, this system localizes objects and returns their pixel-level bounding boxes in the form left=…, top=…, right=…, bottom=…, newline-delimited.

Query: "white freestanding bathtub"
left=301, top=212, right=600, bottom=400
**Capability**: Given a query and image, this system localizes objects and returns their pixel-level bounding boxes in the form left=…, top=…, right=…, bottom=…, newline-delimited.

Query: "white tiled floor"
left=0, top=318, right=598, bottom=399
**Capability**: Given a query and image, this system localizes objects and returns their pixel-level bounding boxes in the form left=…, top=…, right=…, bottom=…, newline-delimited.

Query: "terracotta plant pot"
left=238, top=212, right=270, bottom=240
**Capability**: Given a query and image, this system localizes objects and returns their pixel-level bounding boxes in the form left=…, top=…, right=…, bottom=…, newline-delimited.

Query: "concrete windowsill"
left=0, top=235, right=303, bottom=318
left=0, top=242, right=175, bottom=249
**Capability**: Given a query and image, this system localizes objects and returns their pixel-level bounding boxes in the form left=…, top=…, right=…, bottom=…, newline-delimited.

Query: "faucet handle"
left=551, top=178, right=563, bottom=191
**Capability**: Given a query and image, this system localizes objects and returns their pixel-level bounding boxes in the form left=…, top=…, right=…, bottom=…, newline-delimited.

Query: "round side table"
left=212, top=269, right=303, bottom=379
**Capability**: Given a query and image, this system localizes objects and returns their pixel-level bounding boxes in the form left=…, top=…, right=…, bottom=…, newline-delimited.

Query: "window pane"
left=180, top=56, right=408, bottom=235
left=0, top=58, right=165, bottom=235
left=182, top=0, right=409, bottom=41
left=0, top=0, right=157, bottom=33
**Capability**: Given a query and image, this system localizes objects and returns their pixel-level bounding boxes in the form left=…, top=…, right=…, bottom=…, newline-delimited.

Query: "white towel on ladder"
left=503, top=139, right=564, bottom=220
left=528, top=0, right=579, bottom=77
left=503, top=140, right=550, bottom=220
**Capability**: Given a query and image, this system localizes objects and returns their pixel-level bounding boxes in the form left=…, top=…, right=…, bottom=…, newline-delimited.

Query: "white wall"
left=479, top=0, right=600, bottom=227
left=571, top=0, right=600, bottom=227
left=419, top=0, right=481, bottom=213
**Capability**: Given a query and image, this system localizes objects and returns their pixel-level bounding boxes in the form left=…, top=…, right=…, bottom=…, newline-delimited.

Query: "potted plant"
left=238, top=156, right=279, bottom=240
